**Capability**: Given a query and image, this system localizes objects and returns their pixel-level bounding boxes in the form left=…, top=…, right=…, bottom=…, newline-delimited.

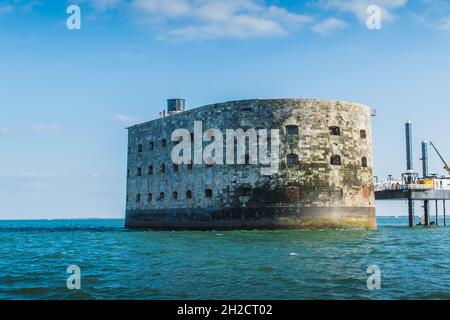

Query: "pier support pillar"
left=435, top=200, right=439, bottom=226
left=408, top=198, right=415, bottom=227
left=444, top=200, right=447, bottom=227
left=424, top=200, right=430, bottom=226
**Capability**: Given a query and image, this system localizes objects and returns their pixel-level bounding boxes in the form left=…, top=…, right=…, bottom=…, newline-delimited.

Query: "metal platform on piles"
left=374, top=121, right=450, bottom=227
left=376, top=187, right=450, bottom=227
left=375, top=188, right=450, bottom=201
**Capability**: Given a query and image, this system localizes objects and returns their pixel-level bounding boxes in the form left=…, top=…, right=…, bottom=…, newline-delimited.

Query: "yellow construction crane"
left=430, top=141, right=450, bottom=175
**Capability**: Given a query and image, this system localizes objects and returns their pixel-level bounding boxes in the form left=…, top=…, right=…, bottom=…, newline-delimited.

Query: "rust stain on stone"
left=362, top=186, right=370, bottom=199
left=286, top=186, right=301, bottom=201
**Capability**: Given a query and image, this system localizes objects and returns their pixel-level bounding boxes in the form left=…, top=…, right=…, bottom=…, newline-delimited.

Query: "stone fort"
left=125, top=98, right=376, bottom=230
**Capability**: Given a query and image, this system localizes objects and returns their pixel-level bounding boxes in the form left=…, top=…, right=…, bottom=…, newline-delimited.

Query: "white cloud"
left=437, top=16, right=450, bottom=32
left=406, top=1, right=450, bottom=33
left=0, top=0, right=41, bottom=14
left=32, top=124, right=63, bottom=133
left=20, top=0, right=41, bottom=12
left=315, top=0, right=407, bottom=24
left=70, top=0, right=450, bottom=39
left=18, top=172, right=63, bottom=178
left=310, top=17, right=346, bottom=34
left=162, top=15, right=287, bottom=41
left=0, top=172, right=63, bottom=190
left=129, top=0, right=314, bottom=41
left=266, top=6, right=313, bottom=26
left=85, top=0, right=122, bottom=11
left=132, top=0, right=191, bottom=17
left=114, top=114, right=143, bottom=126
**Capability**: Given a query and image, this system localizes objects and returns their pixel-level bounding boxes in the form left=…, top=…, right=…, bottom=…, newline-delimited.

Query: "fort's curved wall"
left=125, top=99, right=376, bottom=230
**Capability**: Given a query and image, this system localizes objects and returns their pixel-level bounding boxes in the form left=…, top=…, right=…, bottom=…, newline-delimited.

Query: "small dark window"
left=137, top=167, right=142, bottom=176
left=147, top=193, right=152, bottom=202
left=159, top=192, right=164, bottom=200
left=161, top=139, right=166, bottom=147
left=329, top=126, right=341, bottom=136
left=332, top=188, right=343, bottom=201
left=287, top=154, right=299, bottom=165
left=205, top=189, right=213, bottom=198
left=148, top=165, right=153, bottom=175
left=245, top=154, right=250, bottom=164
left=160, top=164, right=166, bottom=173
left=173, top=164, right=179, bottom=172
left=239, top=187, right=252, bottom=197
left=186, top=190, right=192, bottom=199
left=136, top=194, right=141, bottom=202
left=187, top=163, right=193, bottom=170
left=126, top=194, right=129, bottom=202
left=137, top=144, right=143, bottom=153
left=360, top=130, right=367, bottom=139
left=362, top=157, right=368, bottom=168
left=127, top=169, right=130, bottom=177
left=172, top=191, right=178, bottom=199
left=149, top=142, right=154, bottom=150
left=190, top=133, right=194, bottom=141
left=286, top=125, right=299, bottom=135
left=331, top=155, right=342, bottom=166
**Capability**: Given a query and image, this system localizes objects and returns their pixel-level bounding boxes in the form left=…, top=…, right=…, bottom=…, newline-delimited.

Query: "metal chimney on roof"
left=421, top=140, right=430, bottom=226
left=167, top=99, right=185, bottom=114
left=421, top=140, right=429, bottom=178
left=405, top=121, right=413, bottom=172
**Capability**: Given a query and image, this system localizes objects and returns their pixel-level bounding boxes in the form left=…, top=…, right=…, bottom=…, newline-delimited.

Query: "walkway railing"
left=374, top=182, right=434, bottom=192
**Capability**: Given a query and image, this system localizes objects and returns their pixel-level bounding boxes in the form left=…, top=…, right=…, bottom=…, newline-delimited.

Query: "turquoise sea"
left=1, top=217, right=450, bottom=300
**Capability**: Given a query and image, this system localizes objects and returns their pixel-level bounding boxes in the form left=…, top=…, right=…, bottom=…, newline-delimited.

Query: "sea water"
left=1, top=217, right=450, bottom=300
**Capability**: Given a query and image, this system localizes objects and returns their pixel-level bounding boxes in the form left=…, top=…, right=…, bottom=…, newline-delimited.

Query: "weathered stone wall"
left=125, top=99, right=376, bottom=230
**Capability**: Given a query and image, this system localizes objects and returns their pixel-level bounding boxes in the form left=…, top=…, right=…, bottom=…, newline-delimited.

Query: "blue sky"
left=1, top=0, right=450, bottom=219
